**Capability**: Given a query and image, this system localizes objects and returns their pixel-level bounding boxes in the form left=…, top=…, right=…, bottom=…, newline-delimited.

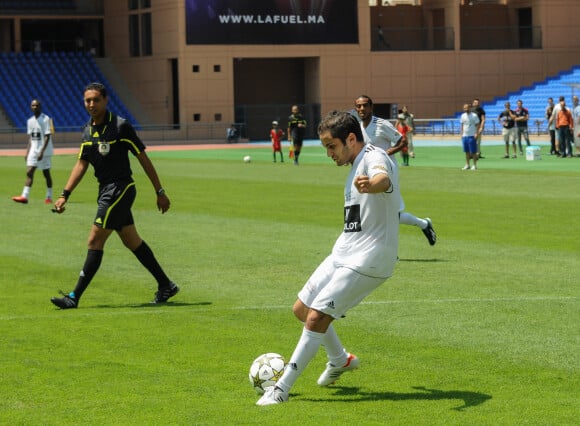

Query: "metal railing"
left=0, top=123, right=248, bottom=148
left=461, top=26, right=542, bottom=50
left=0, top=119, right=551, bottom=149
left=372, top=26, right=454, bottom=51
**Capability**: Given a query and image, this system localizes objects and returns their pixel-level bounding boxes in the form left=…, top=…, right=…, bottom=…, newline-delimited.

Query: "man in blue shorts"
left=50, top=82, right=179, bottom=309
left=460, top=103, right=481, bottom=170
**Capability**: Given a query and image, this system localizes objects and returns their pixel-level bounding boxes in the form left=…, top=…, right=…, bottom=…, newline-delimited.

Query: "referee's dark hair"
left=84, top=82, right=108, bottom=98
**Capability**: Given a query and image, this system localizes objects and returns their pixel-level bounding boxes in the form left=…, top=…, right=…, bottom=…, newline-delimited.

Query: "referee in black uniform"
left=287, top=105, right=307, bottom=165
left=51, top=82, right=179, bottom=309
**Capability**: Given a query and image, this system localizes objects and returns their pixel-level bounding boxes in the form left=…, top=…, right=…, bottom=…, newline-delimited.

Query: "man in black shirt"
left=50, top=82, right=179, bottom=309
left=498, top=101, right=517, bottom=158
left=472, top=98, right=486, bottom=159
left=287, top=105, right=307, bottom=165
left=512, top=99, right=531, bottom=155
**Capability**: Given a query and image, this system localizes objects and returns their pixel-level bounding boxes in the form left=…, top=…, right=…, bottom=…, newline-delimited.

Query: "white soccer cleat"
left=317, top=353, right=360, bottom=386
left=256, top=386, right=289, bottom=406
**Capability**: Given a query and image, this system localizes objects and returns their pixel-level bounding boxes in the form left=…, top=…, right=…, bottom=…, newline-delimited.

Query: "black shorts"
left=94, top=181, right=136, bottom=230
left=292, top=138, right=304, bottom=148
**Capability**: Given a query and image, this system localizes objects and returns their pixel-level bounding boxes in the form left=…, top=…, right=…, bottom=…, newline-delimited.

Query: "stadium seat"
left=0, top=52, right=139, bottom=130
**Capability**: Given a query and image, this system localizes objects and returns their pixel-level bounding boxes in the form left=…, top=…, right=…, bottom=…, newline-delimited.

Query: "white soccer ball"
left=249, top=352, right=286, bottom=394
left=243, top=155, right=251, bottom=163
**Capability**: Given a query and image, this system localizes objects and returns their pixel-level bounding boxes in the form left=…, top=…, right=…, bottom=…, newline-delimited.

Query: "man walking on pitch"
left=50, top=82, right=179, bottom=309
left=355, top=95, right=436, bottom=246
left=12, top=99, right=54, bottom=204
left=257, top=111, right=400, bottom=406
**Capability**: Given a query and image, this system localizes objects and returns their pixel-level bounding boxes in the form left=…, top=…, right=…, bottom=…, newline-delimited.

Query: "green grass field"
left=1, top=143, right=578, bottom=425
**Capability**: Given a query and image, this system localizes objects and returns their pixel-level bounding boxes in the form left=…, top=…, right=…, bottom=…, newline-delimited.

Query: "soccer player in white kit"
left=12, top=99, right=54, bottom=204
left=257, top=110, right=400, bottom=406
left=355, top=95, right=437, bottom=246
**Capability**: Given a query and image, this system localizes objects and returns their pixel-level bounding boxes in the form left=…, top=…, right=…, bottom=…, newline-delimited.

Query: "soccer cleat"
left=12, top=195, right=28, bottom=204
left=317, top=353, right=360, bottom=386
left=51, top=292, right=78, bottom=309
left=151, top=282, right=180, bottom=304
left=422, top=218, right=437, bottom=246
left=44, top=198, right=53, bottom=204
left=470, top=165, right=477, bottom=171
left=256, top=386, right=289, bottom=406
left=461, top=165, right=469, bottom=170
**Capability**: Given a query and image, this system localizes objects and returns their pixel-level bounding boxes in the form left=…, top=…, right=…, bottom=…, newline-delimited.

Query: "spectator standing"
left=546, top=98, right=557, bottom=155
left=287, top=105, right=307, bottom=165
left=472, top=98, right=486, bottom=159
left=226, top=124, right=238, bottom=143
left=459, top=103, right=480, bottom=170
left=402, top=105, right=416, bottom=158
left=572, top=95, right=580, bottom=156
left=498, top=101, right=517, bottom=158
left=270, top=120, right=284, bottom=163
left=555, top=98, right=573, bottom=157
left=512, top=100, right=530, bottom=155
left=549, top=96, right=566, bottom=154
left=12, top=99, right=54, bottom=204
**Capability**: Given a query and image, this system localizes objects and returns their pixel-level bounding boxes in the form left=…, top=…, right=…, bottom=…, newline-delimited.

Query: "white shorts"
left=26, top=151, right=52, bottom=170
left=298, top=255, right=387, bottom=320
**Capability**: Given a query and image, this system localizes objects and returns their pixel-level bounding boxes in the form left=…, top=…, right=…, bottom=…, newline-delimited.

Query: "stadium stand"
left=443, top=65, right=580, bottom=135
left=0, top=51, right=138, bottom=130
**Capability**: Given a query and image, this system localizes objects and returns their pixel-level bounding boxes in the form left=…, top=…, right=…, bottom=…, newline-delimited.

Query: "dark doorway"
left=517, top=8, right=533, bottom=49
left=170, top=58, right=179, bottom=128
left=233, top=57, right=320, bottom=140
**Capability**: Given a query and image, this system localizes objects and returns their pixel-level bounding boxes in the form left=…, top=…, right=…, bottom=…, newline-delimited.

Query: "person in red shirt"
left=270, top=121, right=284, bottom=163
left=555, top=99, right=574, bottom=157
left=395, top=113, right=410, bottom=166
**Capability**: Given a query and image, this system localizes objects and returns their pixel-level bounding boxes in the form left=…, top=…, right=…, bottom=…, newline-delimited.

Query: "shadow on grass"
left=303, top=385, right=492, bottom=411
left=89, top=301, right=213, bottom=309
left=398, top=258, right=448, bottom=263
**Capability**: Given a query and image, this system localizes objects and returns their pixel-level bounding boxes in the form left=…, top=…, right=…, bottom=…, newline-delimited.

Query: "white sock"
left=276, top=328, right=324, bottom=393
left=322, top=324, right=348, bottom=367
left=399, top=211, right=427, bottom=229
left=22, top=186, right=31, bottom=198
left=46, top=188, right=53, bottom=199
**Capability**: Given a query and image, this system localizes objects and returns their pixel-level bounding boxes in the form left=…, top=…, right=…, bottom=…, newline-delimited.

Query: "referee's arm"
left=136, top=151, right=170, bottom=214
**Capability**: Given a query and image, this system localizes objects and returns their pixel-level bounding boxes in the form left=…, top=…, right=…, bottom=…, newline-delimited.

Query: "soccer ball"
left=248, top=353, right=286, bottom=394
left=243, top=155, right=251, bottom=163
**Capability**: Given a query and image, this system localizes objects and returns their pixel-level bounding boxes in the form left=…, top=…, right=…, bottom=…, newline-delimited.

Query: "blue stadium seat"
left=0, top=52, right=139, bottom=129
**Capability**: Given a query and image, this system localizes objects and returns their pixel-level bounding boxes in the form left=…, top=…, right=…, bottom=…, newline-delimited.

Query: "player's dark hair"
left=318, top=110, right=364, bottom=144
left=84, top=82, right=108, bottom=98
left=356, top=94, right=373, bottom=106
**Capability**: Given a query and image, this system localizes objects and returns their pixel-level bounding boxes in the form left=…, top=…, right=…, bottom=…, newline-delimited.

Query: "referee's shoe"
left=152, top=282, right=180, bottom=304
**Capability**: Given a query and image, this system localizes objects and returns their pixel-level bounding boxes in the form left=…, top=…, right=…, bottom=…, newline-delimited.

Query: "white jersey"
left=360, top=116, right=402, bottom=158
left=27, top=113, right=54, bottom=156
left=460, top=112, right=480, bottom=137
left=361, top=116, right=405, bottom=212
left=331, top=144, right=400, bottom=278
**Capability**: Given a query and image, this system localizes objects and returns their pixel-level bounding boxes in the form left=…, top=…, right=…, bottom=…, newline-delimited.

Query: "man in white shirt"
left=12, top=99, right=54, bottom=204
left=572, top=95, right=580, bottom=156
left=257, top=110, right=400, bottom=406
left=355, top=95, right=436, bottom=246
left=460, top=103, right=480, bottom=170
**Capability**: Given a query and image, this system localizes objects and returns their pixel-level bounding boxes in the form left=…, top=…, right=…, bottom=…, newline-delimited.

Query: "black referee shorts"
left=94, top=181, right=136, bottom=230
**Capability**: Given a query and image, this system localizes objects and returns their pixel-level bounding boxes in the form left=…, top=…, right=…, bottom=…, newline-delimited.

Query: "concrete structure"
left=1, top=0, right=579, bottom=140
